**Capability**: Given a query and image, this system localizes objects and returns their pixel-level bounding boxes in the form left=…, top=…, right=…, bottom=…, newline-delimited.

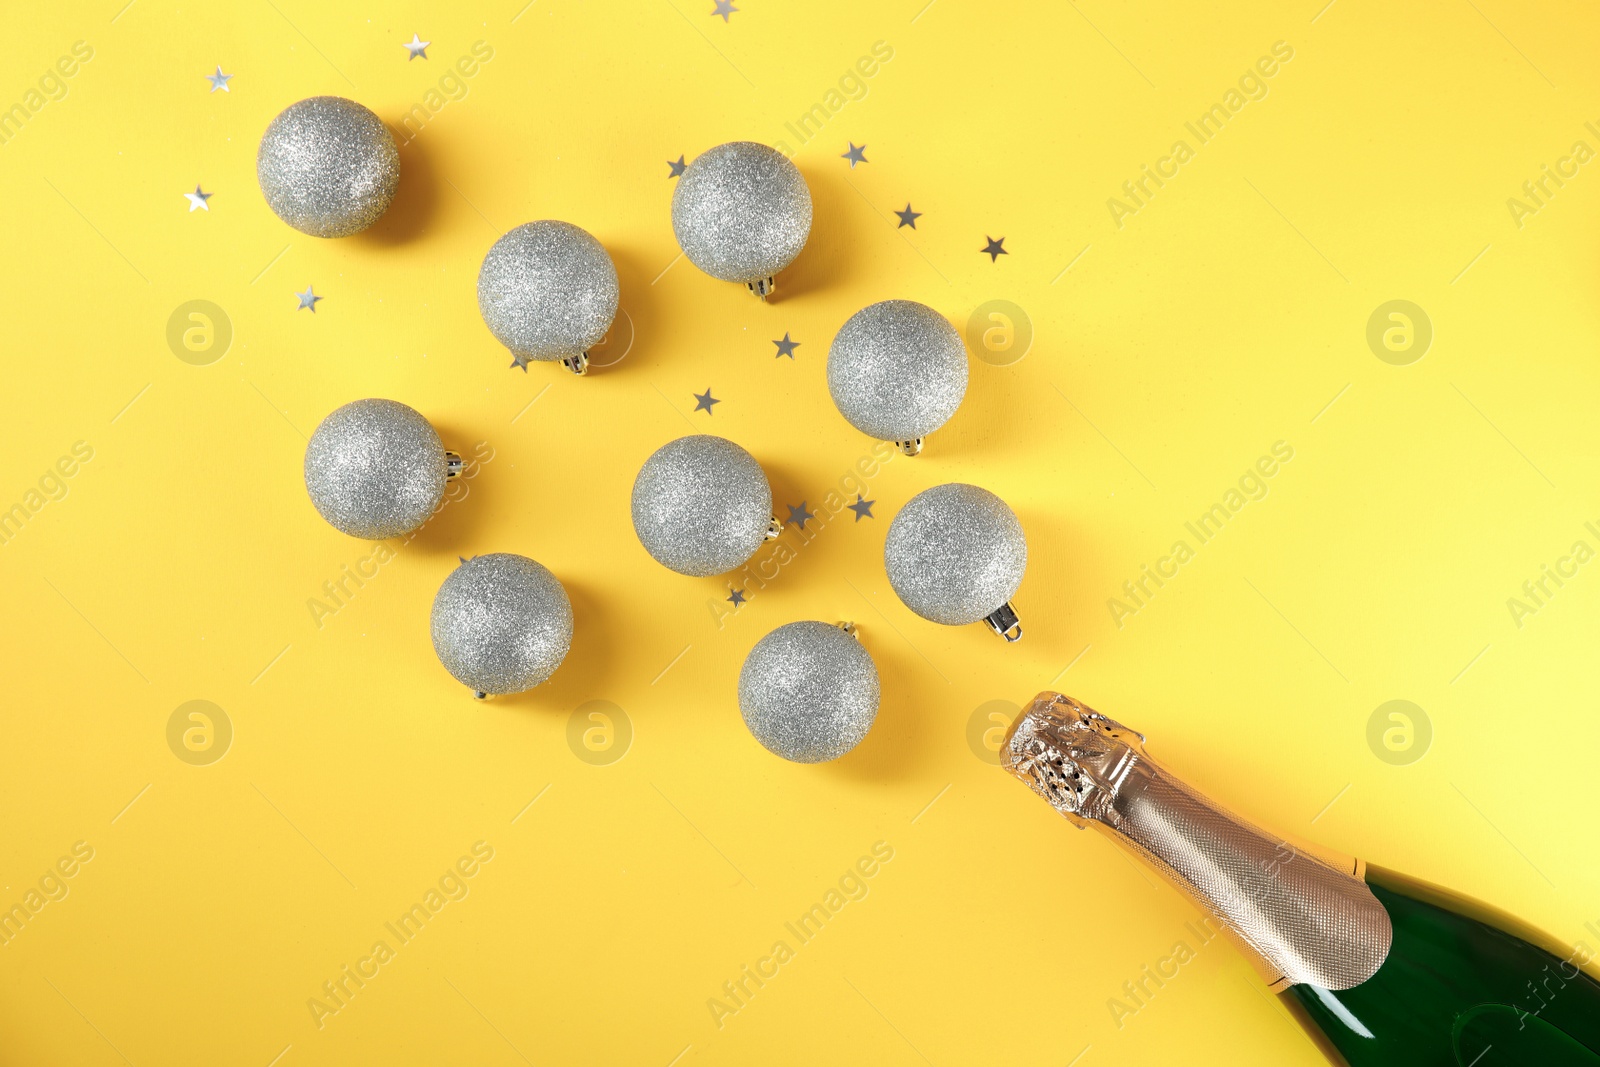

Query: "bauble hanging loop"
left=828, top=299, right=968, bottom=455
left=430, top=554, right=574, bottom=698
left=304, top=399, right=461, bottom=539
left=631, top=435, right=776, bottom=577
left=257, top=96, right=400, bottom=237
left=477, top=220, right=620, bottom=376
left=884, top=483, right=1027, bottom=641
left=670, top=142, right=812, bottom=299
left=738, top=620, right=880, bottom=763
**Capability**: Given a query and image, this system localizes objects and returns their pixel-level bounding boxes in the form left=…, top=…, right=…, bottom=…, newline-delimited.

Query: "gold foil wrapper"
left=1000, top=693, right=1392, bottom=992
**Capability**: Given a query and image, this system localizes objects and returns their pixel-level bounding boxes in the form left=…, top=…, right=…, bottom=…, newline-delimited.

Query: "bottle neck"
left=1000, top=693, right=1393, bottom=992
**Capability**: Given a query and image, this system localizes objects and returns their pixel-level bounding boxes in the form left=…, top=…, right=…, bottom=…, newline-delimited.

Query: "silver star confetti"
left=847, top=495, right=876, bottom=521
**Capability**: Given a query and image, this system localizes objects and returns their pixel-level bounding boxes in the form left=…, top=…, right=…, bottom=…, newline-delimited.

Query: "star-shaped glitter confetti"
left=727, top=588, right=747, bottom=607
left=711, top=0, right=738, bottom=21
left=841, top=142, right=868, bottom=168
left=772, top=333, right=800, bottom=359
left=784, top=501, right=815, bottom=529
left=296, top=285, right=322, bottom=312
left=508, top=352, right=531, bottom=372
left=668, top=155, right=687, bottom=178
left=184, top=185, right=212, bottom=212
left=982, top=236, right=1008, bottom=262
left=403, top=34, right=430, bottom=60
left=205, top=66, right=232, bottom=93
left=846, top=495, right=876, bottom=521
left=693, top=388, right=720, bottom=414
left=895, top=203, right=922, bottom=229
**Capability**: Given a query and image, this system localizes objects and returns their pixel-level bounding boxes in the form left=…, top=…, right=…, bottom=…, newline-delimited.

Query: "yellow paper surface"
left=2, top=2, right=1598, bottom=1063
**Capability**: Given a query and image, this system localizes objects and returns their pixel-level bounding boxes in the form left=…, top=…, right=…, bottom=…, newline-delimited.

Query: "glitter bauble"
left=885, top=483, right=1027, bottom=640
left=738, top=621, right=879, bottom=763
left=304, top=399, right=457, bottom=539
left=430, top=554, right=574, bottom=697
left=827, top=299, right=968, bottom=452
left=477, top=220, right=620, bottom=374
left=257, top=96, right=400, bottom=238
left=631, top=435, right=774, bottom=577
left=670, top=142, right=812, bottom=295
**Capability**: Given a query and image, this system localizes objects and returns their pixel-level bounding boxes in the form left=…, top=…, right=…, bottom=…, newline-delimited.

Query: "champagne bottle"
left=998, top=692, right=1600, bottom=1067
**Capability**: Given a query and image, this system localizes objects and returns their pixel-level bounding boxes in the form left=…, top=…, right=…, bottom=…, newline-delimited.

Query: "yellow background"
left=3, top=1, right=1599, bottom=1064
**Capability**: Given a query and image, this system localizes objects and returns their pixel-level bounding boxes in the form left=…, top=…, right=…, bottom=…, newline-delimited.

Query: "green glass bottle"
left=998, top=692, right=1600, bottom=1067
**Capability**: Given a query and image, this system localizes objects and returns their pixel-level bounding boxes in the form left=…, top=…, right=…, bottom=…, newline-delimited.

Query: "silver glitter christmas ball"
left=828, top=299, right=969, bottom=445
left=304, top=399, right=448, bottom=538
left=671, top=142, right=812, bottom=285
left=477, top=220, right=620, bottom=370
left=257, top=96, right=400, bottom=238
left=738, top=622, right=879, bottom=763
left=631, top=435, right=772, bottom=577
left=430, top=554, right=574, bottom=696
left=885, top=483, right=1027, bottom=626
